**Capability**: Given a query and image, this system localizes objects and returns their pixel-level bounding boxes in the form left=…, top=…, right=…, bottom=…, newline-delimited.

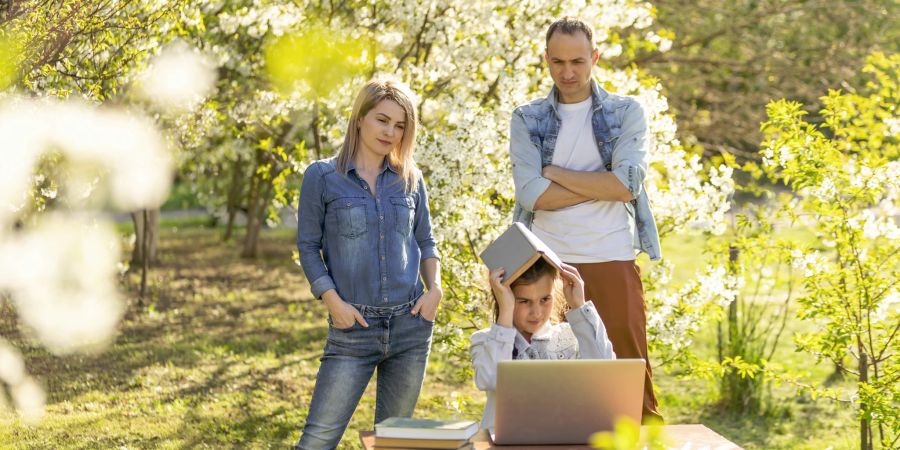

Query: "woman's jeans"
left=295, top=299, right=434, bottom=450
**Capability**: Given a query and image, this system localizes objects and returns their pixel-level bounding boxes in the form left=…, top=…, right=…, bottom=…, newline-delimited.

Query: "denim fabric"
left=295, top=299, right=434, bottom=450
left=509, top=80, right=662, bottom=261
left=297, top=157, right=440, bottom=305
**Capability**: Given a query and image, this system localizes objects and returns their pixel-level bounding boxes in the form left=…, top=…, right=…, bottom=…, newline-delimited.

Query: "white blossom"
left=137, top=41, right=217, bottom=111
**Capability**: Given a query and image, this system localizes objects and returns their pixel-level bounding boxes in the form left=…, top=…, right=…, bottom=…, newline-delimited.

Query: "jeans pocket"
left=416, top=312, right=435, bottom=325
left=327, top=314, right=359, bottom=331
left=333, top=197, right=368, bottom=238
left=390, top=196, right=415, bottom=237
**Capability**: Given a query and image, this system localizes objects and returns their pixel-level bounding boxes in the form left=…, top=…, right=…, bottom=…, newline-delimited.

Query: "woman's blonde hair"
left=336, top=76, right=419, bottom=191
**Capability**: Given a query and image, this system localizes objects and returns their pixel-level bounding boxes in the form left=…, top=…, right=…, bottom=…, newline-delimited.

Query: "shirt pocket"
left=390, top=195, right=415, bottom=237
left=331, top=196, right=368, bottom=239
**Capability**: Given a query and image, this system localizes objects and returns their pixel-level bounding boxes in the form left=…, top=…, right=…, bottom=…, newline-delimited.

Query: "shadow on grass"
left=1, top=227, right=332, bottom=447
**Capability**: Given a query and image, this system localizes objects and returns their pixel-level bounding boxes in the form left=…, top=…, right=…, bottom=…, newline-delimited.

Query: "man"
left=508, top=16, right=663, bottom=422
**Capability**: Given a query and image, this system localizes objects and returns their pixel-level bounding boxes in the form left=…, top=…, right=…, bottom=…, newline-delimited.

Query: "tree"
left=759, top=52, right=899, bottom=450
left=620, top=0, right=900, bottom=162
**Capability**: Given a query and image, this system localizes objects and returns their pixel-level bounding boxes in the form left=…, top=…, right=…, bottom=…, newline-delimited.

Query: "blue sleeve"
left=509, top=110, right=551, bottom=212
left=413, top=175, right=440, bottom=261
left=296, top=162, right=336, bottom=299
left=610, top=100, right=648, bottom=199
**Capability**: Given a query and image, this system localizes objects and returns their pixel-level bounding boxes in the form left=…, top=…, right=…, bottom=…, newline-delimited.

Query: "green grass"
left=649, top=227, right=860, bottom=449
left=0, top=225, right=861, bottom=448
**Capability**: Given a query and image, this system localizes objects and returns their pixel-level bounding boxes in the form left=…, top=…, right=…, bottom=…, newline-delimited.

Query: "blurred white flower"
left=0, top=99, right=173, bottom=214
left=0, top=214, right=124, bottom=354
left=0, top=341, right=44, bottom=424
left=12, top=376, right=45, bottom=425
left=1, top=92, right=173, bottom=421
left=137, top=41, right=217, bottom=111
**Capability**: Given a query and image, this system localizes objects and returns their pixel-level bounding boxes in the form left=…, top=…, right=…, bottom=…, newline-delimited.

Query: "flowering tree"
left=194, top=0, right=736, bottom=375
left=0, top=1, right=213, bottom=422
left=758, top=53, right=899, bottom=450
left=2, top=0, right=738, bottom=422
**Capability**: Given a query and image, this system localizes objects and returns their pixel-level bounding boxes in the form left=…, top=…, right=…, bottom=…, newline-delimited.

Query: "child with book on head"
left=469, top=258, right=615, bottom=428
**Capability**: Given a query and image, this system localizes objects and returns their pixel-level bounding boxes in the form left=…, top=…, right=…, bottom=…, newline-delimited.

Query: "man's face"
left=544, top=31, right=599, bottom=103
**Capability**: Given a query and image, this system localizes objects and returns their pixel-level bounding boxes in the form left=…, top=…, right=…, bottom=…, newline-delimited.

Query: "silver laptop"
left=492, top=359, right=645, bottom=445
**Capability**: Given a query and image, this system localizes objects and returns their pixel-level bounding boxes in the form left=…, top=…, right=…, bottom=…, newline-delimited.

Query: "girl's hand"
left=411, top=287, right=442, bottom=322
left=490, top=268, right=515, bottom=326
left=322, top=290, right=368, bottom=329
left=559, top=263, right=586, bottom=309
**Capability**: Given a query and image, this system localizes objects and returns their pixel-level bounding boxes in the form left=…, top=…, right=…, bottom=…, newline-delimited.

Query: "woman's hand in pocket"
left=411, top=287, right=442, bottom=322
left=322, top=290, right=368, bottom=329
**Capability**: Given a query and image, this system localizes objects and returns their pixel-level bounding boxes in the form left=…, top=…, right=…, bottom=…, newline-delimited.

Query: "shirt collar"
left=547, top=79, right=608, bottom=116
left=347, top=158, right=398, bottom=175
left=513, top=321, right=554, bottom=353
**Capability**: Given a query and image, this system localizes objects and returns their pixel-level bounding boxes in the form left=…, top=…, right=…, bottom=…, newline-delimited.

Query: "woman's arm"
left=412, top=257, right=442, bottom=320
left=296, top=162, right=336, bottom=299
left=411, top=176, right=442, bottom=319
left=296, top=162, right=366, bottom=328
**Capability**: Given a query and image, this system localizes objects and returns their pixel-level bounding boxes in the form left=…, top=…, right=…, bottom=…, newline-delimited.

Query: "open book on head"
left=479, top=222, right=563, bottom=286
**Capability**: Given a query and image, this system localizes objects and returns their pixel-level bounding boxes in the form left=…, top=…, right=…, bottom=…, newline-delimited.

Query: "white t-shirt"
left=532, top=98, right=635, bottom=263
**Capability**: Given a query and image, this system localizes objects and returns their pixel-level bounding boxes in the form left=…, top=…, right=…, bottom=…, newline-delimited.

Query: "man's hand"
left=542, top=165, right=560, bottom=181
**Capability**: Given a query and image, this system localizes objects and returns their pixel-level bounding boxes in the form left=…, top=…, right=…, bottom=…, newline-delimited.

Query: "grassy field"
left=0, top=222, right=860, bottom=449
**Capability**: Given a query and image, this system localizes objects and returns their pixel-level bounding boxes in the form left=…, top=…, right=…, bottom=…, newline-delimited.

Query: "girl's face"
left=512, top=274, right=555, bottom=342
left=358, top=99, right=406, bottom=159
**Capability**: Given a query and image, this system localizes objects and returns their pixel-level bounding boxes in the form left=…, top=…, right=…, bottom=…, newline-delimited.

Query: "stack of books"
left=374, top=417, right=480, bottom=450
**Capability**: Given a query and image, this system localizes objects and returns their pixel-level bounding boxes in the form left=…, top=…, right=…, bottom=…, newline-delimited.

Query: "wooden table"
left=360, top=425, right=743, bottom=449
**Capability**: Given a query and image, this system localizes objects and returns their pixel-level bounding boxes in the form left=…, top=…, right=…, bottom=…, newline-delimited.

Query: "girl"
left=295, top=77, right=441, bottom=450
left=470, top=259, right=614, bottom=428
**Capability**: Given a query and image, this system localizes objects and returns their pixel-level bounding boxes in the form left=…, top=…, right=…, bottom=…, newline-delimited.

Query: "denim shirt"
left=509, top=80, right=662, bottom=261
left=297, top=157, right=440, bottom=306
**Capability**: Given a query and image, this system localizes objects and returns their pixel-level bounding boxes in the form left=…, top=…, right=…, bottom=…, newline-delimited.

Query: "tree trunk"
left=139, top=209, right=150, bottom=304
left=223, top=157, right=245, bottom=242
left=131, top=208, right=159, bottom=265
left=241, top=149, right=265, bottom=258
left=860, top=349, right=871, bottom=450
left=311, top=101, right=322, bottom=160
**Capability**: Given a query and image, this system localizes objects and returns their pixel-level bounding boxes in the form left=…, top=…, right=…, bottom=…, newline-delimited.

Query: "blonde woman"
left=295, top=77, right=442, bottom=450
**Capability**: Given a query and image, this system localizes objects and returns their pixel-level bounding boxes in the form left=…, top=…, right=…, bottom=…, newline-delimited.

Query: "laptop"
left=492, top=359, right=645, bottom=445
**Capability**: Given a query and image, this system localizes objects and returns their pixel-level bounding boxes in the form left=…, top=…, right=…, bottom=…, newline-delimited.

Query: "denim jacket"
left=509, top=80, right=662, bottom=261
left=296, top=157, right=440, bottom=306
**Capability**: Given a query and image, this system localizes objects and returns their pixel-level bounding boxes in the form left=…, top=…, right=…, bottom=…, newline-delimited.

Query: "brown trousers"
left=572, top=260, right=662, bottom=422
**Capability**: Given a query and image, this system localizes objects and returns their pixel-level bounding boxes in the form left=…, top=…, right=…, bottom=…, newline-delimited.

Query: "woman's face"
left=357, top=99, right=406, bottom=159
left=512, top=274, right=555, bottom=342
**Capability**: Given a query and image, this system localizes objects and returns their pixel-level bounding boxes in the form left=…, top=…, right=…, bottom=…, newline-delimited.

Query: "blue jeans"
left=296, top=299, right=434, bottom=450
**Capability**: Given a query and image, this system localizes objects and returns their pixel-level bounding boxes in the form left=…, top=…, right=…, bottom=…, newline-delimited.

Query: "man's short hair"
left=545, top=17, right=594, bottom=48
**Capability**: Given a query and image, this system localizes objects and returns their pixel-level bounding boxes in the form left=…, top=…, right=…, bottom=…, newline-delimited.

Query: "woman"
left=295, top=77, right=441, bottom=450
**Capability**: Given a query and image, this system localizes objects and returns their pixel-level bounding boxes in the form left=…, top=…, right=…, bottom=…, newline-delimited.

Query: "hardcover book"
left=374, top=417, right=479, bottom=440
left=374, top=435, right=472, bottom=449
left=479, top=222, right=563, bottom=285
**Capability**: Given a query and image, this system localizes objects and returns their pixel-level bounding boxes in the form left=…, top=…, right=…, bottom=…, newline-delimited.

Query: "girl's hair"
left=491, top=258, right=566, bottom=323
left=335, top=76, right=419, bottom=191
